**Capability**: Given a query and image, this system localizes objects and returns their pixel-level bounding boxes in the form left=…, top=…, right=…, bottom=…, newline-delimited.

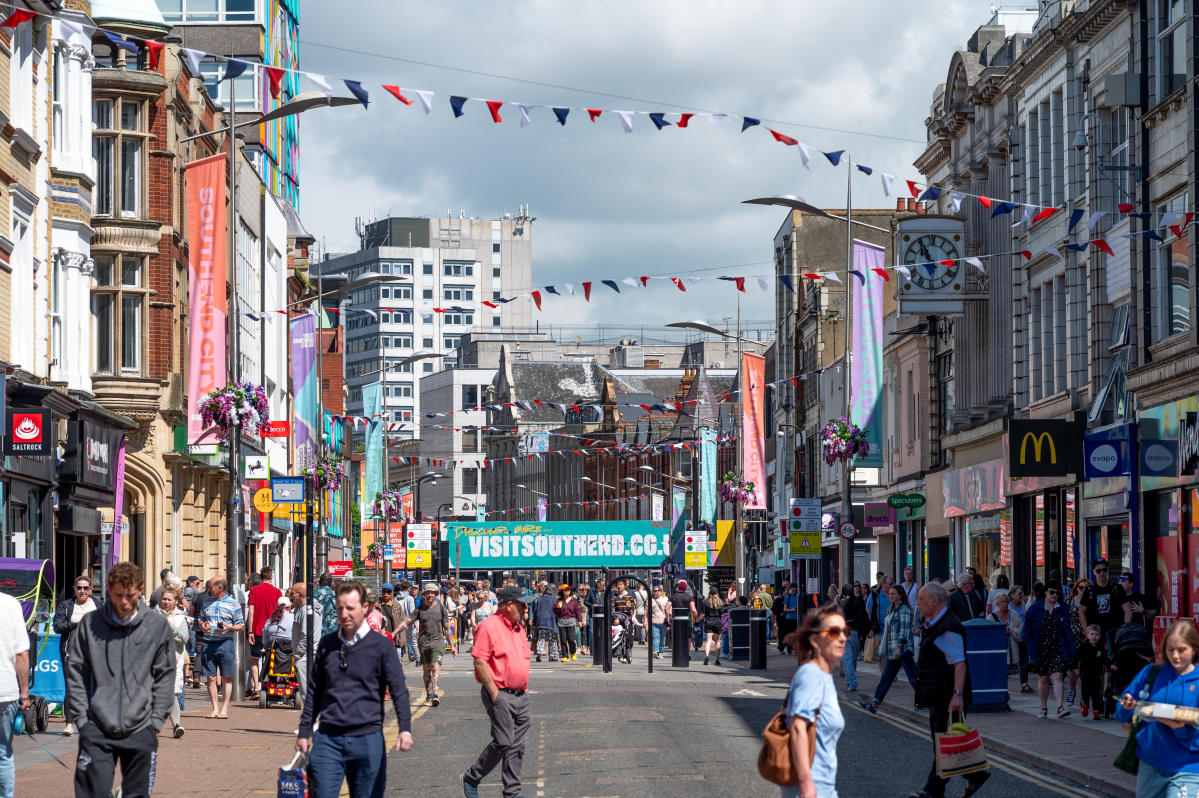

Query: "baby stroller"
left=610, top=614, right=632, bottom=664
left=259, top=634, right=301, bottom=711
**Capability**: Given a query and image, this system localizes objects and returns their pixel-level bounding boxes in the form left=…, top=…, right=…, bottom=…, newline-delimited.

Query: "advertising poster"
left=185, top=153, right=227, bottom=446
left=999, top=513, right=1012, bottom=567
left=1157, top=537, right=1185, bottom=617
left=1034, top=495, right=1045, bottom=567
left=741, top=352, right=766, bottom=510
left=445, top=520, right=673, bottom=569
left=850, top=240, right=885, bottom=467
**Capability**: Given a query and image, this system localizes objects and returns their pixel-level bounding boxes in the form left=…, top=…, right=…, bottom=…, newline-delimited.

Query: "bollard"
left=671, top=606, right=691, bottom=667
left=749, top=608, right=768, bottom=669
left=728, top=607, right=750, bottom=660
left=592, top=608, right=608, bottom=669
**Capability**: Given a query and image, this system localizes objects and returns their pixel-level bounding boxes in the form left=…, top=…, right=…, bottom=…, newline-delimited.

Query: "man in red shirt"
left=245, top=567, right=282, bottom=699
left=463, top=585, right=531, bottom=798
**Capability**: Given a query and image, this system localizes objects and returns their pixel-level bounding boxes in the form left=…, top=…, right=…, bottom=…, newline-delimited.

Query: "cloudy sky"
left=299, top=1, right=1004, bottom=339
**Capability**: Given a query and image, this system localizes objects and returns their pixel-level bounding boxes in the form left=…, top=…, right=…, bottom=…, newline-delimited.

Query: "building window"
left=462, top=385, right=478, bottom=409
left=443, top=334, right=462, bottom=351
left=462, top=467, right=479, bottom=493
left=198, top=61, right=260, bottom=112
left=443, top=286, right=473, bottom=301
left=158, top=0, right=256, bottom=23
left=492, top=243, right=500, bottom=253
left=422, top=362, right=433, bottom=373
left=444, top=262, right=473, bottom=277
left=422, top=289, right=433, bottom=299
left=1153, top=193, right=1191, bottom=341
left=932, top=352, right=953, bottom=465
left=423, top=337, right=433, bottom=348
left=1101, top=108, right=1131, bottom=203
left=92, top=255, right=147, bottom=375
left=906, top=369, right=916, bottom=445
left=52, top=47, right=65, bottom=156
left=444, top=313, right=473, bottom=326
left=1156, top=0, right=1188, bottom=100
left=492, top=316, right=501, bottom=327
left=93, top=98, right=147, bottom=218
left=492, top=267, right=501, bottom=278
left=10, top=22, right=32, bottom=132
left=423, top=264, right=433, bottom=275
left=462, top=431, right=479, bottom=452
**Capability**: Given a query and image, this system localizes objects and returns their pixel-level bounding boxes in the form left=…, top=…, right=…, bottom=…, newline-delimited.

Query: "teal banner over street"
left=446, top=520, right=673, bottom=569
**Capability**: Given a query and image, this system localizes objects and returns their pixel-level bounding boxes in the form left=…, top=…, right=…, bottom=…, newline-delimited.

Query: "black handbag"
left=1113, top=665, right=1162, bottom=776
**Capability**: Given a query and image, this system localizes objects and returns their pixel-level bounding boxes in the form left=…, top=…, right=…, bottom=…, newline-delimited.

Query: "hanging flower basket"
left=719, top=471, right=757, bottom=505
left=198, top=381, right=269, bottom=437
left=821, top=417, right=870, bottom=466
left=307, top=454, right=345, bottom=492
left=364, top=542, right=382, bottom=562
left=373, top=489, right=404, bottom=521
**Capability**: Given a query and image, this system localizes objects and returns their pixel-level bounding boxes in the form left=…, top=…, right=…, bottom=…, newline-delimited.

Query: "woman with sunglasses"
left=1021, top=579, right=1075, bottom=718
left=53, top=575, right=103, bottom=737
left=1066, top=578, right=1091, bottom=707
left=778, top=604, right=847, bottom=798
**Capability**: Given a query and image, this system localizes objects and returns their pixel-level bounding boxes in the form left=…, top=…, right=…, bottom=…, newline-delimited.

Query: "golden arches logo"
left=1019, top=432, right=1056, bottom=464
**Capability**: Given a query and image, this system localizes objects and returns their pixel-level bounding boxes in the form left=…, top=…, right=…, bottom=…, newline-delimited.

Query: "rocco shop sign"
left=444, top=520, right=673, bottom=569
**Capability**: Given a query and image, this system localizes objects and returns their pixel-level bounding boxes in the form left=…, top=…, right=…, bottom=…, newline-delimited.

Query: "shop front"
left=941, top=457, right=1010, bottom=590
left=1139, top=398, right=1199, bottom=619
left=888, top=487, right=926, bottom=583
left=1080, top=422, right=1137, bottom=585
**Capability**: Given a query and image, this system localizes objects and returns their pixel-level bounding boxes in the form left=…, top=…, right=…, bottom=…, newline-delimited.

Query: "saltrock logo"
left=5, top=409, right=50, bottom=456
left=1087, top=443, right=1119, bottom=474
left=86, top=435, right=110, bottom=476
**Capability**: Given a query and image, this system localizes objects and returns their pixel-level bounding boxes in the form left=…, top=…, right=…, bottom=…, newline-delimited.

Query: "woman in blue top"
left=780, top=604, right=847, bottom=798
left=1117, top=620, right=1199, bottom=798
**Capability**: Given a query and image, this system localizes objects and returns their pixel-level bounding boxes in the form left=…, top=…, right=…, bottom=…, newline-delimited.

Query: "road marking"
left=732, top=688, right=767, bottom=697
left=338, top=691, right=441, bottom=798
left=845, top=700, right=1094, bottom=798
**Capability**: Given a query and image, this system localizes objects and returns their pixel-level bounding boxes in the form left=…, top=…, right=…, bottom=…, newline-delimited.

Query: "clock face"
left=903, top=233, right=962, bottom=291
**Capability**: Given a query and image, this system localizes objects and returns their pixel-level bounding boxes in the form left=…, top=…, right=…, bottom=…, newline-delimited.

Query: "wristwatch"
left=953, top=689, right=964, bottom=695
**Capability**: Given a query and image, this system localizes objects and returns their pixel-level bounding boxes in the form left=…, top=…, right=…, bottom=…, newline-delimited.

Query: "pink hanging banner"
left=110, top=437, right=126, bottom=566
left=185, top=153, right=228, bottom=445
left=741, top=352, right=766, bottom=510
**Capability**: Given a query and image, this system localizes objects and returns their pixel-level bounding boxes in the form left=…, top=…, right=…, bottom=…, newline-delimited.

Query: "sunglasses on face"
left=1118, top=576, right=1130, bottom=582
left=821, top=626, right=850, bottom=639
left=75, top=585, right=91, bottom=591
left=1094, top=568, right=1107, bottom=574
left=1047, top=590, right=1060, bottom=596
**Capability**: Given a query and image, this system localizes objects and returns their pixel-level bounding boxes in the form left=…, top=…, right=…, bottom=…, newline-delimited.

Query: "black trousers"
left=74, top=723, right=158, bottom=798
left=923, top=706, right=987, bottom=798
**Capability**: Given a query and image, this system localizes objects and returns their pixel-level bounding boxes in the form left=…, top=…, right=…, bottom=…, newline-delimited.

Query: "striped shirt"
left=200, top=594, right=244, bottom=640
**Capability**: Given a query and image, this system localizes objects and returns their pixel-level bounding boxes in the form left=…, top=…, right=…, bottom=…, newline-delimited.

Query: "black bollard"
left=671, top=606, right=691, bottom=667
left=749, top=608, right=768, bottom=669
left=592, top=608, right=607, bottom=669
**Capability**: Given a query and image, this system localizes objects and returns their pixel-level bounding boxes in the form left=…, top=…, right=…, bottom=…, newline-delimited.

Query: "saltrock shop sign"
left=4, top=409, right=51, bottom=456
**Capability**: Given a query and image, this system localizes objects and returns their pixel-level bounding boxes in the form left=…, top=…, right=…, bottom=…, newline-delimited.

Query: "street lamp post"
left=742, top=191, right=891, bottom=586
left=580, top=476, right=616, bottom=521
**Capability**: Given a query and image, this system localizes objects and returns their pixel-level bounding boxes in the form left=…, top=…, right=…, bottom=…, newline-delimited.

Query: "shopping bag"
left=862, top=635, right=878, bottom=664
left=934, top=714, right=988, bottom=778
left=278, top=752, right=307, bottom=798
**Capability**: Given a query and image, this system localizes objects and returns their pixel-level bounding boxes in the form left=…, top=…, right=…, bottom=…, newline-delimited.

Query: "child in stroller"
left=611, top=613, right=632, bottom=664
left=260, top=598, right=301, bottom=710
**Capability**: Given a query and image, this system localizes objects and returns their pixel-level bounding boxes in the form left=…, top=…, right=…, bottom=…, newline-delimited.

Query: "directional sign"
left=684, top=530, right=709, bottom=567
left=838, top=522, right=857, bottom=540
left=271, top=477, right=305, bottom=503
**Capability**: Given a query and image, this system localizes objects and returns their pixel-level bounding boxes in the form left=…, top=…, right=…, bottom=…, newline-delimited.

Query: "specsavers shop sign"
left=445, top=521, right=673, bottom=569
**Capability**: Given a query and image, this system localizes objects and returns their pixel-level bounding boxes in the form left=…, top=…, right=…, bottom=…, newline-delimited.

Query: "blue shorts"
left=202, top=638, right=235, bottom=678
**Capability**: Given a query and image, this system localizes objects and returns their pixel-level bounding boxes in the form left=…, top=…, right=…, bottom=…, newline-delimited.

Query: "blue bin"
left=963, top=618, right=1010, bottom=711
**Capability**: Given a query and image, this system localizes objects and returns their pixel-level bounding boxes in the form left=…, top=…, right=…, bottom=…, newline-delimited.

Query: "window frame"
left=93, top=96, right=149, bottom=218
left=92, top=253, right=148, bottom=376
left=1156, top=0, right=1188, bottom=101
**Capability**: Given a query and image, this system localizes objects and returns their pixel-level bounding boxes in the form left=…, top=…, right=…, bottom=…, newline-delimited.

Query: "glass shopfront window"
left=967, top=510, right=1010, bottom=591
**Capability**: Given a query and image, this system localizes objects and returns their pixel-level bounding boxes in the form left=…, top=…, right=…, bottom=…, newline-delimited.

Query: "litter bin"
left=749, top=608, right=768, bottom=669
left=728, top=607, right=750, bottom=660
left=591, top=607, right=607, bottom=668
left=963, top=618, right=1010, bottom=711
left=671, top=606, right=691, bottom=667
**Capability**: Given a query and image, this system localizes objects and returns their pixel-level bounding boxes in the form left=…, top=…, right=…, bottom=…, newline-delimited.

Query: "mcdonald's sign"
left=1008, top=420, right=1083, bottom=478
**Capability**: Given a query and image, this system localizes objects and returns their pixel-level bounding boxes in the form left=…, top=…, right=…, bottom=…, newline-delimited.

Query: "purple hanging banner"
left=111, top=436, right=126, bottom=566
left=851, top=240, right=885, bottom=467
left=290, top=315, right=319, bottom=471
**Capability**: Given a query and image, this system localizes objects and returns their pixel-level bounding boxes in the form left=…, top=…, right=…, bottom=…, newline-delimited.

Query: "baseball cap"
left=381, top=583, right=394, bottom=592
left=560, top=583, right=571, bottom=591
left=422, top=581, right=439, bottom=594
left=496, top=585, right=524, bottom=604
left=276, top=596, right=291, bottom=608
left=676, top=580, right=688, bottom=590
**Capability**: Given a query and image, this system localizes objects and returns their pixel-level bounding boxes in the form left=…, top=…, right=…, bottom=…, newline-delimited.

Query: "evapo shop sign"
left=445, top=520, right=673, bottom=569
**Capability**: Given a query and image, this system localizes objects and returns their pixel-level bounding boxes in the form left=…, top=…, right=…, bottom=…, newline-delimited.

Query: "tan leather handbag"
left=758, top=693, right=818, bottom=786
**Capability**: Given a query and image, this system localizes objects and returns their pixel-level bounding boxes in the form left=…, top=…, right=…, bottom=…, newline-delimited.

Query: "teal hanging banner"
left=363, top=381, right=382, bottom=514
left=446, top=520, right=673, bottom=569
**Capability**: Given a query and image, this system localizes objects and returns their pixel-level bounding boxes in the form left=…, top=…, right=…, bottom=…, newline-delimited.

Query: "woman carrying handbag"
left=761, top=604, right=848, bottom=798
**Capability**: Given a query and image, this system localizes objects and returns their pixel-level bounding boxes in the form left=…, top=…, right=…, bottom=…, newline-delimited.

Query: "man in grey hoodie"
left=66, top=562, right=175, bottom=798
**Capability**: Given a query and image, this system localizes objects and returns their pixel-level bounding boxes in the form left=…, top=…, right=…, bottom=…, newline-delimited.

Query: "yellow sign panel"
left=253, top=488, right=276, bottom=514
left=407, top=550, right=432, bottom=568
left=790, top=531, right=821, bottom=560
left=684, top=551, right=708, bottom=568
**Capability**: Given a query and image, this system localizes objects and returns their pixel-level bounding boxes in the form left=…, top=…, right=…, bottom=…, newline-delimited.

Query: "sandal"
left=217, top=712, right=229, bottom=719
left=206, top=712, right=220, bottom=719
left=1020, top=684, right=1034, bottom=693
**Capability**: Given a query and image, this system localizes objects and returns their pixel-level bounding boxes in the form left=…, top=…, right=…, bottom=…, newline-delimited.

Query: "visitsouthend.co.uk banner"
left=445, top=521, right=673, bottom=569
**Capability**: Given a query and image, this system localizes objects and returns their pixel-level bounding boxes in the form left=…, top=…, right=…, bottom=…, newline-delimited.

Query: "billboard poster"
left=446, top=520, right=673, bottom=569
left=289, top=314, right=318, bottom=471
left=741, top=352, right=766, bottom=510
left=322, top=413, right=344, bottom=539
left=942, top=458, right=1006, bottom=518
left=185, top=153, right=228, bottom=445
left=850, top=240, right=885, bottom=467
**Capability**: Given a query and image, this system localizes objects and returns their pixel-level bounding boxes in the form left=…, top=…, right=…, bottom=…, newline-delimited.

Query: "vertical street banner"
left=111, top=436, right=126, bottom=567
left=741, top=352, right=766, bottom=509
left=322, top=412, right=344, bottom=539
left=537, top=497, right=548, bottom=522
left=289, top=314, right=318, bottom=471
left=363, top=381, right=382, bottom=512
left=670, top=485, right=688, bottom=567
left=185, top=154, right=227, bottom=445
left=851, top=240, right=885, bottom=467
left=400, top=488, right=414, bottom=521
left=700, top=426, right=717, bottom=528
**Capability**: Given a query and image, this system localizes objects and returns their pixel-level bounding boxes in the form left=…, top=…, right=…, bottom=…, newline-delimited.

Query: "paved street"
left=14, top=641, right=1127, bottom=797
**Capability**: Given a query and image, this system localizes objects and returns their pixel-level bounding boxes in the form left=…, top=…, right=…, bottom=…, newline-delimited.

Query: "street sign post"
left=838, top=522, right=857, bottom=540
left=271, top=477, right=305, bottom=503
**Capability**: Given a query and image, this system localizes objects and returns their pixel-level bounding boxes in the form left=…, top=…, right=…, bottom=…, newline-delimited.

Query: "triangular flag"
left=616, top=111, right=634, bottom=133
left=563, top=283, right=576, bottom=296
left=649, top=113, right=671, bottom=130
left=344, top=80, right=369, bottom=108
left=620, top=277, right=638, bottom=288
left=543, top=285, right=559, bottom=295
left=486, top=100, right=503, bottom=123
left=552, top=107, right=570, bottom=125
left=978, top=196, right=992, bottom=209
left=881, top=173, right=895, bottom=197
left=906, top=180, right=921, bottom=198
left=671, top=277, right=687, bottom=292
left=770, top=129, right=797, bottom=146
left=640, top=275, right=650, bottom=287
left=587, top=109, right=602, bottom=122
left=918, top=187, right=942, bottom=202
left=518, top=104, right=533, bottom=128
left=531, top=291, right=541, bottom=310
left=415, top=90, right=434, bottom=114
left=894, top=266, right=912, bottom=279
left=601, top=280, right=621, bottom=293
left=965, top=257, right=984, bottom=273
left=1087, top=211, right=1106, bottom=230
left=823, top=272, right=843, bottom=284
left=950, top=192, right=965, bottom=214
left=144, top=40, right=164, bottom=71
left=450, top=96, right=467, bottom=117
left=1019, top=250, right=1032, bottom=261
left=1117, top=202, right=1134, bottom=213
left=103, top=31, right=140, bottom=56
left=856, top=164, right=873, bottom=176
left=741, top=117, right=760, bottom=131
left=1162, top=212, right=1178, bottom=227
left=871, top=268, right=889, bottom=281
left=1068, top=209, right=1085, bottom=233
left=307, top=72, right=333, bottom=97
left=582, top=282, right=592, bottom=301
left=848, top=270, right=865, bottom=284
left=382, top=85, right=413, bottom=105
left=1032, top=207, right=1057, bottom=225
left=1091, top=239, right=1114, bottom=256
left=1013, top=205, right=1035, bottom=227
left=222, top=59, right=250, bottom=81
left=677, top=113, right=694, bottom=127
left=733, top=277, right=746, bottom=292
left=265, top=66, right=287, bottom=99
left=990, top=201, right=1015, bottom=218
left=0, top=9, right=35, bottom=28
left=182, top=48, right=205, bottom=76
left=707, top=113, right=728, bottom=124
left=796, top=141, right=812, bottom=169
left=823, top=150, right=844, bottom=166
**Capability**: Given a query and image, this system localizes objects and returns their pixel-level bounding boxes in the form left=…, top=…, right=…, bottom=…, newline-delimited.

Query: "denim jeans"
left=872, top=651, right=918, bottom=705
left=651, top=623, right=667, bottom=654
left=1136, top=762, right=1199, bottom=798
left=842, top=631, right=860, bottom=689
left=309, top=730, right=385, bottom=798
left=0, top=700, right=16, bottom=798
left=720, top=630, right=729, bottom=656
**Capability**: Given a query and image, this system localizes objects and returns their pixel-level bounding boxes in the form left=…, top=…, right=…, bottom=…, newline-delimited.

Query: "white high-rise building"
left=319, top=210, right=534, bottom=433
